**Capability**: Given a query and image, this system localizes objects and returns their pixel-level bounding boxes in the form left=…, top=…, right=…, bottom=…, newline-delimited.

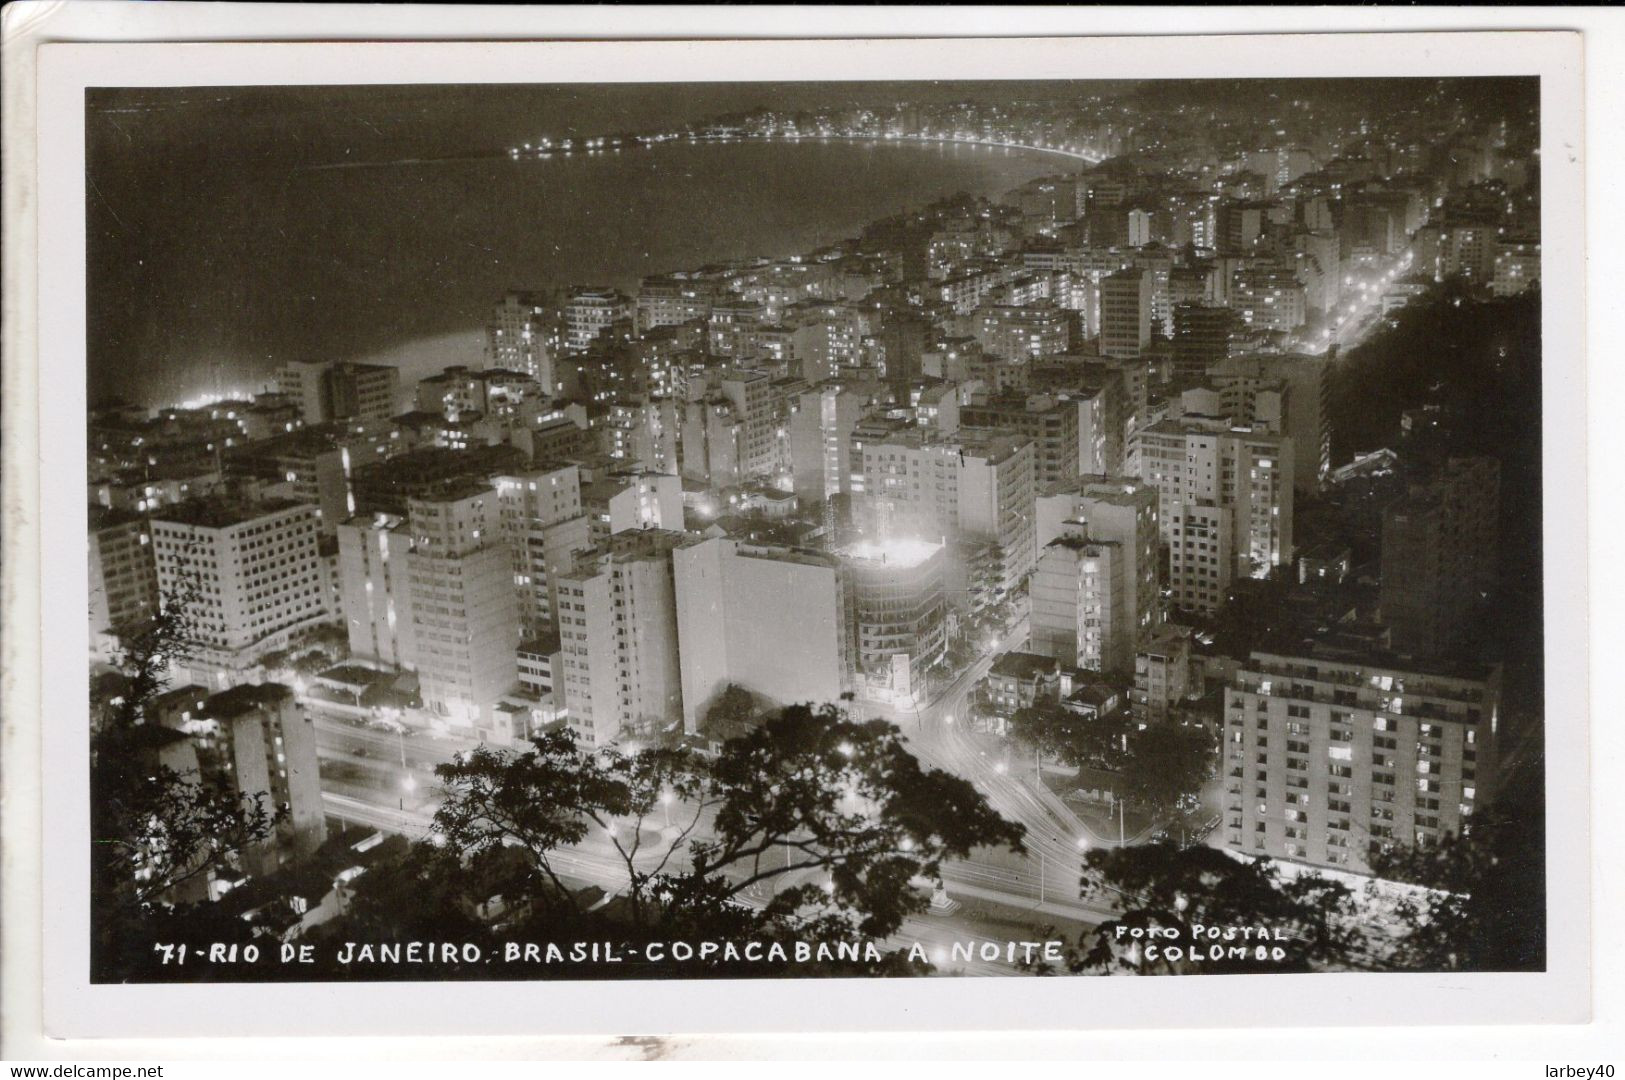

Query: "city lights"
left=84, top=72, right=1545, bottom=989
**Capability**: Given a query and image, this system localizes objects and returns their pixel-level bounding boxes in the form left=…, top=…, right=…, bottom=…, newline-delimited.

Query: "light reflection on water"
left=94, top=141, right=1061, bottom=406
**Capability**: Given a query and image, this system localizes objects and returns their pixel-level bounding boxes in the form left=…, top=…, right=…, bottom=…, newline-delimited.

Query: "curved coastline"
left=105, top=138, right=1061, bottom=405
left=507, top=131, right=1105, bottom=167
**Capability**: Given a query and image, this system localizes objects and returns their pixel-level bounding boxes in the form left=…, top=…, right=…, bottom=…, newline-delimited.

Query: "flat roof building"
left=673, top=537, right=851, bottom=733
left=1224, top=648, right=1501, bottom=874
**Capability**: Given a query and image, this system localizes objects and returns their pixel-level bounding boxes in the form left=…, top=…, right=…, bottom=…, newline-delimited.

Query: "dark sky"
left=87, top=81, right=1138, bottom=172
left=86, top=81, right=1139, bottom=404
left=85, top=78, right=1536, bottom=405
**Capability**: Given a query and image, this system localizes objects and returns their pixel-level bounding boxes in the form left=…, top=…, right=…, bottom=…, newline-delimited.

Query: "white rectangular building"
left=150, top=499, right=332, bottom=680
left=673, top=537, right=851, bottom=733
left=407, top=483, right=520, bottom=734
left=557, top=530, right=689, bottom=747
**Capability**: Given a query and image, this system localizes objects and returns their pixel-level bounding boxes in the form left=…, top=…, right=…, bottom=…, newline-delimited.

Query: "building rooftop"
left=406, top=477, right=497, bottom=505
left=1046, top=532, right=1121, bottom=553
left=202, top=682, right=295, bottom=719
left=839, top=537, right=943, bottom=569
left=1067, top=683, right=1122, bottom=709
left=728, top=539, right=837, bottom=572
left=228, top=427, right=341, bottom=460
left=988, top=651, right=1062, bottom=681
left=1040, top=474, right=1153, bottom=504
left=519, top=634, right=562, bottom=656
left=152, top=497, right=312, bottom=530
left=89, top=503, right=148, bottom=531
left=1247, top=643, right=1499, bottom=688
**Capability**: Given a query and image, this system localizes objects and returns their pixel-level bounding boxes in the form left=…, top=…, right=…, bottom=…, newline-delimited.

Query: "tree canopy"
left=1023, top=843, right=1364, bottom=975
left=341, top=703, right=1027, bottom=978
left=1116, top=723, right=1214, bottom=822
left=1007, top=699, right=1131, bottom=771
left=1365, top=770, right=1545, bottom=972
left=91, top=579, right=284, bottom=982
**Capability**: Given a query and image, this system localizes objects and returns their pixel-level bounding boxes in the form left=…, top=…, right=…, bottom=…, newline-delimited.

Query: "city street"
left=860, top=614, right=1147, bottom=914
left=307, top=667, right=1113, bottom=976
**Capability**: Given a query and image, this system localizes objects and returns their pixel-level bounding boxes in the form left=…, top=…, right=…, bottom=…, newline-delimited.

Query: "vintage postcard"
left=26, top=30, right=1587, bottom=1037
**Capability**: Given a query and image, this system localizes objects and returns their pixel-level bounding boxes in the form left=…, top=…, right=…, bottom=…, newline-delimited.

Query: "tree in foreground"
left=360, top=703, right=1025, bottom=976
left=1007, top=699, right=1131, bottom=772
left=1021, top=843, right=1364, bottom=975
left=1007, top=703, right=1212, bottom=835
left=1115, top=723, right=1213, bottom=830
left=91, top=576, right=284, bottom=981
left=1365, top=773, right=1545, bottom=972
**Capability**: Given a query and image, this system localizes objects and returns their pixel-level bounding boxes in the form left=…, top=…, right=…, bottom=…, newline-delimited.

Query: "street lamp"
left=660, top=789, right=673, bottom=828
left=400, top=773, right=415, bottom=812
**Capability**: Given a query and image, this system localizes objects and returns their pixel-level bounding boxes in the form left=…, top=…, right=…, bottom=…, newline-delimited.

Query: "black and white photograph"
left=11, top=23, right=1596, bottom=1048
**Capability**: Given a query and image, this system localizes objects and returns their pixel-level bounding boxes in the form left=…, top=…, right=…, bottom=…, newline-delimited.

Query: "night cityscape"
left=85, top=77, right=1546, bottom=982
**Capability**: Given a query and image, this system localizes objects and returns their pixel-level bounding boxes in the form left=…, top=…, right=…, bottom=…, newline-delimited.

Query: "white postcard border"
left=32, top=31, right=1588, bottom=1038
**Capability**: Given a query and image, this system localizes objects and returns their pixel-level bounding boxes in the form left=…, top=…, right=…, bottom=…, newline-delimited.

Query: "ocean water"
left=87, top=140, right=1061, bottom=404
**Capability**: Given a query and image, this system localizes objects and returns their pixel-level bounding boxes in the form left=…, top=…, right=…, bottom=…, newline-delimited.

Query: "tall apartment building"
left=1171, top=303, right=1240, bottom=380
left=1207, top=354, right=1331, bottom=493
left=1231, top=268, right=1308, bottom=335
left=226, top=428, right=357, bottom=536
left=1491, top=240, right=1541, bottom=297
left=972, top=303, right=1071, bottom=363
left=717, top=367, right=780, bottom=481
left=601, top=396, right=679, bottom=474
left=328, top=361, right=400, bottom=423
left=1030, top=529, right=1129, bottom=674
left=1436, top=225, right=1498, bottom=284
left=557, top=529, right=689, bottom=747
left=1224, top=649, right=1501, bottom=873
left=276, top=360, right=399, bottom=426
left=1380, top=457, right=1500, bottom=659
left=1295, top=230, right=1344, bottom=314
left=960, top=392, right=1081, bottom=491
left=485, top=291, right=557, bottom=392
left=1129, top=246, right=1176, bottom=336
left=150, top=499, right=332, bottom=679
left=336, top=511, right=418, bottom=669
left=493, top=464, right=591, bottom=640
left=840, top=538, right=947, bottom=704
left=1024, top=368, right=1122, bottom=478
left=1217, top=200, right=1268, bottom=253
left=1138, top=418, right=1295, bottom=613
left=276, top=360, right=333, bottom=427
left=171, top=683, right=326, bottom=876
left=1099, top=268, right=1153, bottom=358
left=564, top=287, right=631, bottom=353
left=673, top=537, right=851, bottom=732
left=681, top=367, right=780, bottom=486
left=1034, top=475, right=1160, bottom=650
left=1126, top=208, right=1153, bottom=248
left=582, top=468, right=684, bottom=549
left=860, top=427, right=1037, bottom=594
left=1133, top=622, right=1195, bottom=721
left=787, top=384, right=867, bottom=506
left=89, top=505, right=159, bottom=640
left=790, top=305, right=872, bottom=383
left=635, top=274, right=717, bottom=334
left=879, top=312, right=932, bottom=390
left=407, top=483, right=520, bottom=733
